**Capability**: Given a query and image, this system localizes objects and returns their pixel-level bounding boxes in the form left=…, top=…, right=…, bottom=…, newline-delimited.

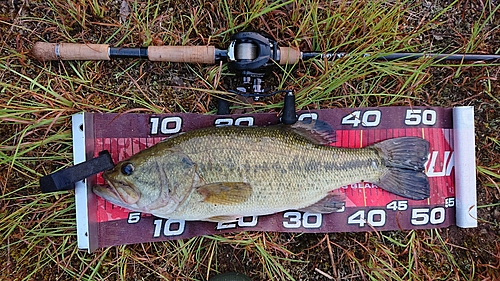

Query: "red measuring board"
left=78, top=107, right=455, bottom=249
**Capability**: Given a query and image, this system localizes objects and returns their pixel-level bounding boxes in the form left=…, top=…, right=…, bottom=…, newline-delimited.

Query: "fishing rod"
left=32, top=31, right=500, bottom=63
left=32, top=31, right=500, bottom=114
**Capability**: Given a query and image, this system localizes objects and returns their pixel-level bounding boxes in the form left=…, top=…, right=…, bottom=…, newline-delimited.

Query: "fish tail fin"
left=373, top=137, right=430, bottom=200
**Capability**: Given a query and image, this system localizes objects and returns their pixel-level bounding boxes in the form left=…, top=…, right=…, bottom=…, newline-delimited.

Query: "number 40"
left=341, top=110, right=381, bottom=128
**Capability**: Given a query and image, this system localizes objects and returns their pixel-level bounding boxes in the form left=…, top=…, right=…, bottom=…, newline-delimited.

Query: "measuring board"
left=73, top=107, right=476, bottom=252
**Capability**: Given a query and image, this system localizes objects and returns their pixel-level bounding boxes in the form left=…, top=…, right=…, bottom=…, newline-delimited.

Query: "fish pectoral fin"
left=197, top=182, right=252, bottom=205
left=298, top=193, right=345, bottom=213
left=206, top=215, right=240, bottom=222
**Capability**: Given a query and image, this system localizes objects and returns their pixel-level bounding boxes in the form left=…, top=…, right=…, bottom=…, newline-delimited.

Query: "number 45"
left=386, top=200, right=408, bottom=211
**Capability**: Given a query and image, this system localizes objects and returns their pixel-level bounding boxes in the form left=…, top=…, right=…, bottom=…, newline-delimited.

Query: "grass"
left=1, top=0, right=500, bottom=280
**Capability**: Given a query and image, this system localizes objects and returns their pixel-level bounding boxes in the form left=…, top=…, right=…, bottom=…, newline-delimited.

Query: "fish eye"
left=121, top=163, right=134, bottom=176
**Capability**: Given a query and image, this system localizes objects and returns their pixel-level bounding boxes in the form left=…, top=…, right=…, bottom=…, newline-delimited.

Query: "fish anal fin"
left=197, top=182, right=252, bottom=205
left=299, top=193, right=346, bottom=213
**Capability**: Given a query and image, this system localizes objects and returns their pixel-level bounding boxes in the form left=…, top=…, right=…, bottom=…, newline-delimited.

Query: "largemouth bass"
left=94, top=120, right=430, bottom=222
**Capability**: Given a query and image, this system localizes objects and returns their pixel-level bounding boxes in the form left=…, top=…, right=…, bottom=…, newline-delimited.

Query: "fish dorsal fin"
left=289, top=119, right=336, bottom=145
left=197, top=182, right=252, bottom=205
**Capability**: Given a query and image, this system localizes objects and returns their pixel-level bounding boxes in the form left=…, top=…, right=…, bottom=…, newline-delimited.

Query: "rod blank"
left=302, top=51, right=500, bottom=62
left=376, top=52, right=500, bottom=61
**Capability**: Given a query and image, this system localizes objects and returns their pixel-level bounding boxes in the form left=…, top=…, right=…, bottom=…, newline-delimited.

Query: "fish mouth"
left=93, top=182, right=124, bottom=204
left=93, top=179, right=141, bottom=206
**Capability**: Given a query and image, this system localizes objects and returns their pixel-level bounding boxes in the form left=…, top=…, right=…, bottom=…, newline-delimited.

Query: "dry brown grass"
left=1, top=0, right=499, bottom=280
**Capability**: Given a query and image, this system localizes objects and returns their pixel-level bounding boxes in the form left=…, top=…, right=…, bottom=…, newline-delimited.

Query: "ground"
left=0, top=0, right=499, bottom=280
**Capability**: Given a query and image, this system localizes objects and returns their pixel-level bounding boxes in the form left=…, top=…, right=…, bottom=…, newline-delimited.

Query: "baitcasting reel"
left=226, top=32, right=281, bottom=100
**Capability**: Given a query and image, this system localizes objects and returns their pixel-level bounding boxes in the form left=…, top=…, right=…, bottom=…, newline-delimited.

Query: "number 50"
left=411, top=207, right=445, bottom=225
left=405, top=109, right=436, bottom=126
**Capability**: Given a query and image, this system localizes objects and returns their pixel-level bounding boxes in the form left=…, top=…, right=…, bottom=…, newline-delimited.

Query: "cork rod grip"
left=32, top=42, right=110, bottom=61
left=279, top=47, right=302, bottom=65
left=148, top=46, right=215, bottom=64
